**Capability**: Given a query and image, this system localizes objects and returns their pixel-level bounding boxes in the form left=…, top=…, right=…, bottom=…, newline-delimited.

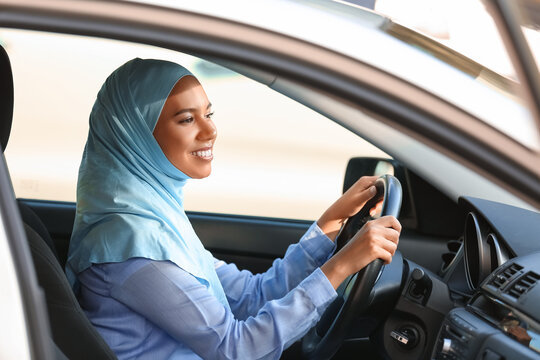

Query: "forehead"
left=166, top=75, right=209, bottom=106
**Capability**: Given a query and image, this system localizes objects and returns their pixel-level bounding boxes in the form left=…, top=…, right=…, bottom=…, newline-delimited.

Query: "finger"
left=349, top=176, right=379, bottom=195
left=374, top=247, right=393, bottom=265
left=369, top=199, right=383, bottom=216
left=354, top=176, right=379, bottom=189
left=382, top=227, right=400, bottom=244
left=359, top=221, right=399, bottom=244
left=357, top=184, right=377, bottom=205
left=375, top=240, right=397, bottom=264
left=375, top=216, right=402, bottom=232
left=380, top=237, right=398, bottom=255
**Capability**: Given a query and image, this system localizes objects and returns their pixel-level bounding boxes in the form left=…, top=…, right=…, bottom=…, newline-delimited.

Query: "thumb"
left=357, top=185, right=377, bottom=205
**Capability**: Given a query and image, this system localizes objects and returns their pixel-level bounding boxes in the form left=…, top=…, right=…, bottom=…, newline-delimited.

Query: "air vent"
left=440, top=237, right=463, bottom=275
left=489, top=263, right=523, bottom=289
left=505, top=272, right=540, bottom=299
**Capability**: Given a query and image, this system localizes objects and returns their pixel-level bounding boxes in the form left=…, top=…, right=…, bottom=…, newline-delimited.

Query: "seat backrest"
left=0, top=45, right=13, bottom=152
left=24, top=224, right=117, bottom=359
left=0, top=43, right=117, bottom=359
left=18, top=200, right=61, bottom=262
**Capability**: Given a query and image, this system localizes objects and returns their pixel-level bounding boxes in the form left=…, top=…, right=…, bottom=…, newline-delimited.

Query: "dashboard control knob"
left=410, top=268, right=432, bottom=298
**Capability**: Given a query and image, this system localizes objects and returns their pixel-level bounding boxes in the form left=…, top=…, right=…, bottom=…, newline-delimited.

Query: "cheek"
left=164, top=127, right=191, bottom=150
left=168, top=132, right=195, bottom=162
left=155, top=128, right=188, bottom=160
left=166, top=143, right=192, bottom=174
left=168, top=142, right=190, bottom=163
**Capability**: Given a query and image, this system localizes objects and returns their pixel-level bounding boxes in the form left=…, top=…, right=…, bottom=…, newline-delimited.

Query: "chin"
left=189, top=168, right=212, bottom=179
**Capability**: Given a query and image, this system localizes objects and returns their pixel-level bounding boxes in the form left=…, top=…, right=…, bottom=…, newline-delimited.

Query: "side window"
left=2, top=29, right=389, bottom=220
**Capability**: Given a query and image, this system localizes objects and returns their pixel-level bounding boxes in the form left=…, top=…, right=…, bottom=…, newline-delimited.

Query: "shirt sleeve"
left=216, top=221, right=336, bottom=319
left=108, top=259, right=337, bottom=360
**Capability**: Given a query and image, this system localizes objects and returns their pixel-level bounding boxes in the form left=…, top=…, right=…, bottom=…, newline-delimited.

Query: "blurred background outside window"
left=1, top=29, right=387, bottom=221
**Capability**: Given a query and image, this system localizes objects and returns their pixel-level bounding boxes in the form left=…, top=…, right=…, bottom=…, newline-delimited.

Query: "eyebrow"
left=174, top=103, right=212, bottom=116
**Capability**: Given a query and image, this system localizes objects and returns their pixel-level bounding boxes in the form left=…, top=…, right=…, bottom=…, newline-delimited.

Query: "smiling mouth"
left=190, top=149, right=213, bottom=160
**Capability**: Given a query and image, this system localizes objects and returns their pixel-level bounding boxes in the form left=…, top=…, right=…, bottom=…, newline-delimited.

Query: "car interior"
left=2, top=23, right=540, bottom=360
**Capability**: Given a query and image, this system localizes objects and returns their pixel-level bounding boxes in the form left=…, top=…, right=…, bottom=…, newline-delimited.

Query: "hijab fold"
left=67, top=58, right=229, bottom=308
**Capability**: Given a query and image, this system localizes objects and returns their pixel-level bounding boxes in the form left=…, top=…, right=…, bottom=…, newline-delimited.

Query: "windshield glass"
left=340, top=0, right=540, bottom=150
left=364, top=0, right=517, bottom=78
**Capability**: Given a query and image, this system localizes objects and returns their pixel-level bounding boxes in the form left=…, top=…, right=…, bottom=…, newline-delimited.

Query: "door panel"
left=20, top=199, right=311, bottom=273
left=189, top=212, right=311, bottom=273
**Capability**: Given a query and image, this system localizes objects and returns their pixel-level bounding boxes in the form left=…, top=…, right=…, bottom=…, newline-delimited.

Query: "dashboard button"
left=442, top=338, right=453, bottom=353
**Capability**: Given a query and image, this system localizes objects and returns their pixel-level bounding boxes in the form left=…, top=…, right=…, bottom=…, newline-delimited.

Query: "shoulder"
left=84, top=257, right=155, bottom=287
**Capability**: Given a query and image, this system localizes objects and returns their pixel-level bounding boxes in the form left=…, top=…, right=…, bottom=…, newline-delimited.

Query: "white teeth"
left=191, top=149, right=213, bottom=158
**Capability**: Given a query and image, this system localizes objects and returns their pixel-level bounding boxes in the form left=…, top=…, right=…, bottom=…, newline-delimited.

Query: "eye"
left=205, top=112, right=214, bottom=119
left=179, top=117, right=194, bottom=124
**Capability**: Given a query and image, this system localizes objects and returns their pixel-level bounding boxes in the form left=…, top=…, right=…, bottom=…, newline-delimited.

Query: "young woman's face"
left=153, top=75, right=217, bottom=179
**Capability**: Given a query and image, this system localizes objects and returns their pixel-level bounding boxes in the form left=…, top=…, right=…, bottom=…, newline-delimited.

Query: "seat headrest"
left=0, top=44, right=14, bottom=152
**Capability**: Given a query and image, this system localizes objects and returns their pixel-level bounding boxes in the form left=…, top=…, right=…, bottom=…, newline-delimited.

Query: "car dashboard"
left=432, top=197, right=540, bottom=360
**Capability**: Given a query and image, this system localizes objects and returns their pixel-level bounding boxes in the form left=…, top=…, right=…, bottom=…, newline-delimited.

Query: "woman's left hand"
left=317, top=176, right=379, bottom=241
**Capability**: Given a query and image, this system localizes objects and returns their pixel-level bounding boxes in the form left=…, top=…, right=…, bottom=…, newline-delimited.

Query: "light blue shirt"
left=77, top=222, right=337, bottom=359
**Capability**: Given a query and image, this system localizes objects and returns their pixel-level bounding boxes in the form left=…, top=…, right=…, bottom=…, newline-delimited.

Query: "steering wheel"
left=302, top=175, right=402, bottom=360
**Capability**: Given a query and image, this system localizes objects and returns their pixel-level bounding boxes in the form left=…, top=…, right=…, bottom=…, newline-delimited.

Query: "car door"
left=3, top=25, right=462, bottom=282
left=2, top=28, right=397, bottom=274
left=4, top=2, right=539, bottom=360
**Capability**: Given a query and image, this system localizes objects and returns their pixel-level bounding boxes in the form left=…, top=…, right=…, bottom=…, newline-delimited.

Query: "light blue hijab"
left=66, top=58, right=229, bottom=308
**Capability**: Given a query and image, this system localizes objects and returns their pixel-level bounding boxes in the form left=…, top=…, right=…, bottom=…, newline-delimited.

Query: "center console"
left=432, top=306, right=539, bottom=360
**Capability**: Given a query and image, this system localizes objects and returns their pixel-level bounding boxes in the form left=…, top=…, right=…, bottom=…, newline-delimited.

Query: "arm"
left=109, top=260, right=337, bottom=360
left=218, top=175, right=387, bottom=318
left=216, top=222, right=336, bottom=319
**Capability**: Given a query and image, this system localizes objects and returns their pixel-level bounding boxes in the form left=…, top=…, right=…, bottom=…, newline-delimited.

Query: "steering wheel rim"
left=302, top=175, right=402, bottom=360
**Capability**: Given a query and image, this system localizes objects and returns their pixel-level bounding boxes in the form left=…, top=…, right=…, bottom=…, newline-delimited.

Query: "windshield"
left=339, top=0, right=540, bottom=150
left=362, top=0, right=517, bottom=78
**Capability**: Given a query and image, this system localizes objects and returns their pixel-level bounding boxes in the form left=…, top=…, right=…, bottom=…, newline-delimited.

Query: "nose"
left=197, top=117, right=217, bottom=141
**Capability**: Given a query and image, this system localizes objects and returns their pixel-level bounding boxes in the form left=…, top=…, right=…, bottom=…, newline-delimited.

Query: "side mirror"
left=343, top=157, right=402, bottom=192
left=343, top=157, right=415, bottom=226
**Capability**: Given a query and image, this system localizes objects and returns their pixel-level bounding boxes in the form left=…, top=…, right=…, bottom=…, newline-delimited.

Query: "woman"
left=67, top=58, right=401, bottom=359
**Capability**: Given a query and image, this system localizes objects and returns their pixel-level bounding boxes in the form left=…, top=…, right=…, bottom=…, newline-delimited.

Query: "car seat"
left=0, top=43, right=117, bottom=359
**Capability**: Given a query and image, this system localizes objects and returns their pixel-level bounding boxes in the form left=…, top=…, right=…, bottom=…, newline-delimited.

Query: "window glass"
left=2, top=29, right=389, bottom=220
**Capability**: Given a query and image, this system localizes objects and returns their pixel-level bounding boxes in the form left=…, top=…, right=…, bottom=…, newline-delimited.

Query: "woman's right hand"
left=321, top=216, right=401, bottom=289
